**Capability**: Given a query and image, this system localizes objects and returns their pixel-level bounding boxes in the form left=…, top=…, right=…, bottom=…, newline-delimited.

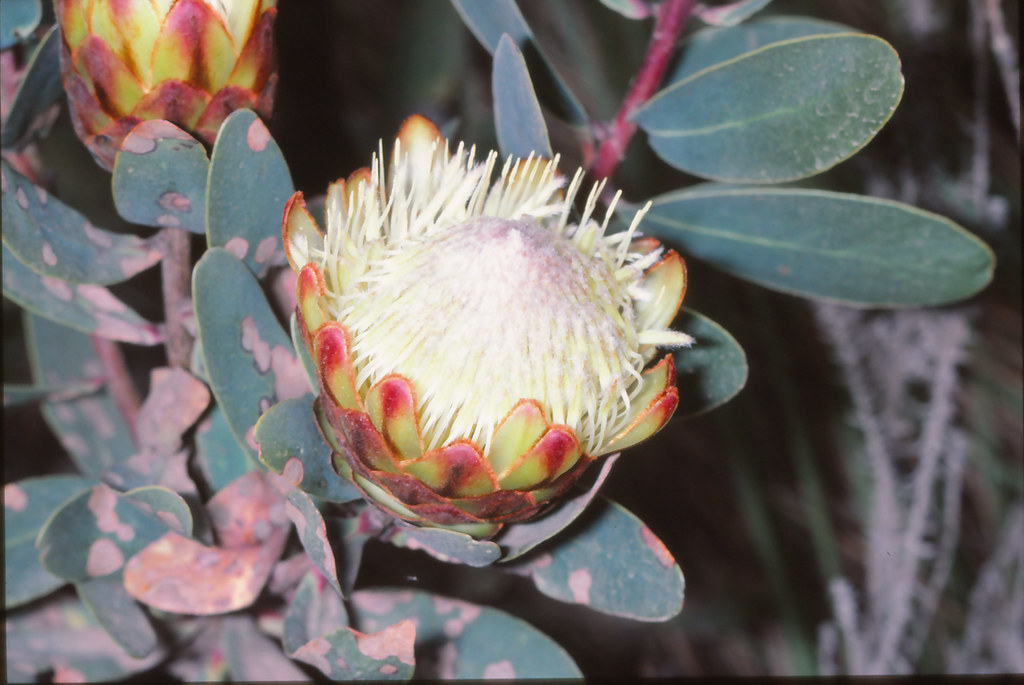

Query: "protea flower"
left=283, top=116, right=693, bottom=539
left=55, top=0, right=277, bottom=170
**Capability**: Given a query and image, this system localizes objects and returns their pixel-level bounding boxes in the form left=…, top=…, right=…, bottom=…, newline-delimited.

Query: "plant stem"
left=91, top=335, right=140, bottom=445
left=590, top=0, right=693, bottom=183
left=161, top=227, right=193, bottom=369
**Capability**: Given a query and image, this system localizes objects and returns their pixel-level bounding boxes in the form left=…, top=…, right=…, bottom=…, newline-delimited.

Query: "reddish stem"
left=91, top=335, right=141, bottom=446
left=161, top=227, right=193, bottom=369
left=590, top=0, right=694, bottom=183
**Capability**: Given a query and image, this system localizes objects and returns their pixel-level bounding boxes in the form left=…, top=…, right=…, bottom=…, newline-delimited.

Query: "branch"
left=161, top=227, right=194, bottom=369
left=91, top=336, right=141, bottom=446
left=589, top=0, right=694, bottom=183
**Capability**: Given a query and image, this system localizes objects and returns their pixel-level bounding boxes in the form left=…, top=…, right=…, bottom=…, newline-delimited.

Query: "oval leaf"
left=351, top=589, right=582, bottom=678
left=5, top=244, right=164, bottom=345
left=493, top=34, right=552, bottom=160
left=510, top=496, right=685, bottom=621
left=112, top=120, right=210, bottom=233
left=193, top=248, right=311, bottom=459
left=451, top=0, right=587, bottom=124
left=643, top=186, right=995, bottom=306
left=669, top=16, right=853, bottom=83
left=4, top=475, right=94, bottom=608
left=36, top=484, right=183, bottom=582
left=76, top=577, right=158, bottom=659
left=5, top=593, right=166, bottom=682
left=673, top=307, right=747, bottom=417
left=221, top=615, right=310, bottom=682
left=384, top=524, right=502, bottom=568
left=206, top=109, right=293, bottom=278
left=255, top=397, right=361, bottom=503
left=1, top=26, right=63, bottom=147
left=635, top=33, right=904, bottom=182
left=2, top=162, right=167, bottom=284
left=25, top=313, right=137, bottom=477
left=194, top=404, right=261, bottom=492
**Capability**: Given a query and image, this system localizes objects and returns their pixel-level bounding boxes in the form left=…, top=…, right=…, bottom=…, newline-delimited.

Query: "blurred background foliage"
left=4, top=0, right=1020, bottom=677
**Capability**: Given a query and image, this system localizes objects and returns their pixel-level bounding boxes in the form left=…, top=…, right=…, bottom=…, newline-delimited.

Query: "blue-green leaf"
left=255, top=397, right=360, bottom=503
left=25, top=313, right=137, bottom=477
left=206, top=109, right=293, bottom=278
left=597, top=0, right=654, bottom=20
left=3, top=379, right=102, bottom=406
left=643, top=186, right=996, bottom=306
left=36, top=484, right=184, bottom=583
left=0, top=0, right=41, bottom=50
left=194, top=403, right=261, bottom=492
left=669, top=16, right=852, bottom=83
left=5, top=475, right=94, bottom=608
left=673, top=307, right=747, bottom=417
left=5, top=245, right=163, bottom=345
left=112, top=120, right=210, bottom=233
left=694, top=0, right=774, bottom=27
left=1, top=26, right=63, bottom=146
left=351, top=588, right=582, bottom=678
left=193, top=248, right=311, bottom=459
left=635, top=33, right=904, bottom=182
left=492, top=34, right=552, bottom=160
left=450, top=0, right=587, bottom=125
left=76, top=577, right=158, bottom=659
left=221, top=615, right=309, bottom=682
left=283, top=572, right=349, bottom=654
left=5, top=594, right=166, bottom=682
left=282, top=586, right=415, bottom=681
left=2, top=161, right=166, bottom=284
left=385, top=524, right=502, bottom=568
left=510, top=496, right=685, bottom=621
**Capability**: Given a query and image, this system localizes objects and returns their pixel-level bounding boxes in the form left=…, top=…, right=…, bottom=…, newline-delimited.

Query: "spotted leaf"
left=5, top=245, right=163, bottom=345
left=255, top=396, right=361, bottom=503
left=36, top=483, right=191, bottom=583
left=1, top=161, right=167, bottom=285
left=4, top=475, right=94, bottom=608
left=206, top=109, right=293, bottom=278
left=507, top=496, right=685, bottom=621
left=350, top=589, right=581, bottom=678
left=193, top=248, right=312, bottom=459
left=112, top=120, right=210, bottom=233
left=25, top=313, right=136, bottom=477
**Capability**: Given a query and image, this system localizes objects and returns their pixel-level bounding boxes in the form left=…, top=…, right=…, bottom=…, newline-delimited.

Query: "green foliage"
left=492, top=34, right=552, bottom=160
left=0, top=0, right=41, bottom=50
left=0, top=27, right=62, bottom=147
left=25, top=313, right=136, bottom=476
left=3, top=161, right=165, bottom=283
left=3, top=0, right=1007, bottom=681
left=5, top=475, right=93, bottom=607
left=350, top=589, right=583, bottom=678
left=643, top=187, right=995, bottom=305
left=635, top=33, right=904, bottom=182
left=112, top=121, right=210, bottom=233
left=3, top=244, right=162, bottom=344
left=510, top=496, right=685, bottom=621
left=193, top=248, right=310, bottom=459
left=206, top=109, right=293, bottom=278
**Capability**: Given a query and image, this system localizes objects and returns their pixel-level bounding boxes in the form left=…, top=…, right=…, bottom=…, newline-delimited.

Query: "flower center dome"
left=341, top=216, right=641, bottom=453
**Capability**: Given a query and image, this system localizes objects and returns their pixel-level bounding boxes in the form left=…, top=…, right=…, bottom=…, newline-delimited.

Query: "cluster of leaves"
left=2, top=0, right=996, bottom=680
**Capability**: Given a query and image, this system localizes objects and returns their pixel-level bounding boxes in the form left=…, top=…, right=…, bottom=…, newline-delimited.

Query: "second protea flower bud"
left=284, top=116, right=694, bottom=539
left=55, top=0, right=277, bottom=170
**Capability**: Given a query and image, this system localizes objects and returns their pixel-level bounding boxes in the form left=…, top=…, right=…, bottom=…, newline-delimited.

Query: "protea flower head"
left=283, top=115, right=693, bottom=539
left=55, top=0, right=277, bottom=170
